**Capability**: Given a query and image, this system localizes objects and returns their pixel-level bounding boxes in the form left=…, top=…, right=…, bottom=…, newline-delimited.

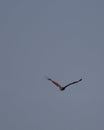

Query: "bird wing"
left=47, top=78, right=62, bottom=88
left=51, top=80, right=62, bottom=88
left=64, top=78, right=82, bottom=88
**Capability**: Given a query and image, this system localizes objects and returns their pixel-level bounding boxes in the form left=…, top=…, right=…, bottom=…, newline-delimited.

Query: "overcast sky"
left=0, top=0, right=104, bottom=130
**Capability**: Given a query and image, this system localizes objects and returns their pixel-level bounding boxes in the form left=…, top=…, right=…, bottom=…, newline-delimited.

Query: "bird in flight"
left=47, top=77, right=82, bottom=91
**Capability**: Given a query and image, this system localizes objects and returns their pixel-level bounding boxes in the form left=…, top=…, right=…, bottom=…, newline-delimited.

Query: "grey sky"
left=0, top=0, right=104, bottom=130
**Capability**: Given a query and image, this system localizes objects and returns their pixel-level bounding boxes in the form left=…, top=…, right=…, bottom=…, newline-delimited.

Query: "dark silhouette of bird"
left=47, top=77, right=82, bottom=91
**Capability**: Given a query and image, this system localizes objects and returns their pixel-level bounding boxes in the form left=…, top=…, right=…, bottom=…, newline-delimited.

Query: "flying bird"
left=47, top=77, right=82, bottom=91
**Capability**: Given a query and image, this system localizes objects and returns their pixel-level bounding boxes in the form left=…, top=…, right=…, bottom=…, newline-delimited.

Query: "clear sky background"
left=0, top=0, right=104, bottom=130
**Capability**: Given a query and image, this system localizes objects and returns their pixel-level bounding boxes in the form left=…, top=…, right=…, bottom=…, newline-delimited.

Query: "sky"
left=0, top=0, right=104, bottom=130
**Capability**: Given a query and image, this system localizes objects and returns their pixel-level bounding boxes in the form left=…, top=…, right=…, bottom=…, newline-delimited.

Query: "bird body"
left=47, top=78, right=82, bottom=91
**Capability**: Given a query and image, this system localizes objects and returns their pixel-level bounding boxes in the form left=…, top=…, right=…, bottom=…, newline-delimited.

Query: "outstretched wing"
left=64, top=78, right=82, bottom=88
left=47, top=77, right=62, bottom=88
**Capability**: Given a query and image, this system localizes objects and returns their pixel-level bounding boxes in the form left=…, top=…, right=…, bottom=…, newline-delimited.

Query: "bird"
left=46, top=77, right=82, bottom=91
